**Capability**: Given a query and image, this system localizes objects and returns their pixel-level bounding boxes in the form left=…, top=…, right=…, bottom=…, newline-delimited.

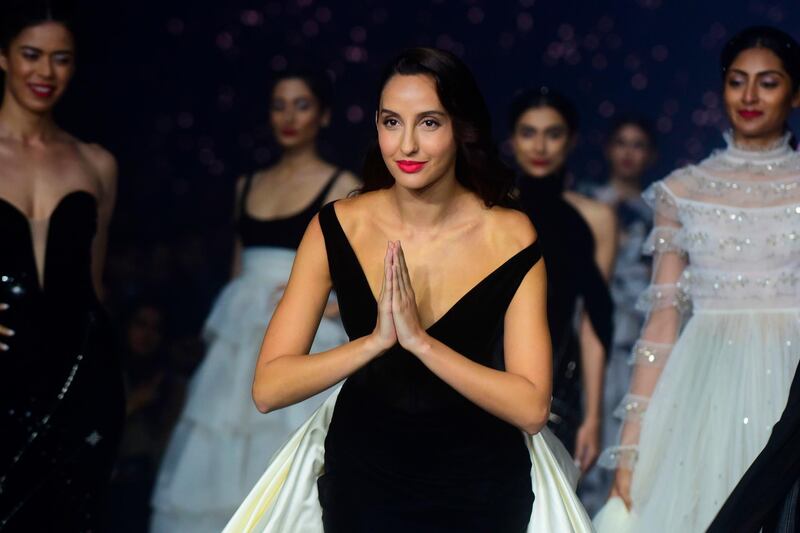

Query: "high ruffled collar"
left=721, top=130, right=795, bottom=164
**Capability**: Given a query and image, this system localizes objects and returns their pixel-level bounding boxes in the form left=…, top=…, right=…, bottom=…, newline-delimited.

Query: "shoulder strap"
left=314, top=168, right=343, bottom=208
left=238, top=172, right=256, bottom=219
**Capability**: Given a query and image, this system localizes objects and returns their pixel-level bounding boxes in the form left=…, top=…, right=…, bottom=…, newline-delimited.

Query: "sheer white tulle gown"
left=594, top=132, right=800, bottom=532
left=150, top=248, right=348, bottom=533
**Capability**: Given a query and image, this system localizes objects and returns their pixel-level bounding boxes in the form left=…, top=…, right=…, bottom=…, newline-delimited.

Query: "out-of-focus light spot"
left=216, top=32, right=234, bottom=50
left=583, top=34, right=600, bottom=50
left=240, top=10, right=262, bottom=26
left=302, top=20, right=319, bottom=37
left=692, top=109, right=709, bottom=126
left=663, top=99, right=679, bottom=115
left=210, top=161, right=225, bottom=176
left=371, top=8, right=388, bottom=24
left=631, top=73, right=648, bottom=90
left=218, top=86, right=235, bottom=109
left=686, top=137, right=704, bottom=156
left=558, top=24, right=575, bottom=41
left=254, top=147, right=272, bottom=164
left=597, top=16, right=614, bottom=33
left=499, top=32, right=515, bottom=50
left=547, top=41, right=565, bottom=59
left=315, top=6, right=332, bottom=23
left=271, top=55, right=287, bottom=71
left=606, top=34, right=622, bottom=49
left=624, top=53, right=641, bottom=70
left=238, top=134, right=255, bottom=150
left=177, top=112, right=194, bottom=129
left=592, top=54, right=608, bottom=70
left=767, top=6, right=784, bottom=22
left=199, top=148, right=215, bottom=165
left=703, top=91, right=719, bottom=108
left=467, top=6, right=484, bottom=24
left=167, top=18, right=184, bottom=35
left=566, top=51, right=582, bottom=66
left=651, top=45, right=669, bottom=62
left=344, top=46, right=367, bottom=63
left=350, top=26, right=367, bottom=43
left=657, top=116, right=672, bottom=133
left=598, top=100, right=616, bottom=118
left=347, top=105, right=364, bottom=123
left=517, top=13, right=533, bottom=32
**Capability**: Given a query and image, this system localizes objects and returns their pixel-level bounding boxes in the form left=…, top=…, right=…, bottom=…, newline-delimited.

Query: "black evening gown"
left=0, top=191, right=125, bottom=531
left=516, top=172, right=613, bottom=454
left=316, top=202, right=541, bottom=533
left=706, top=363, right=800, bottom=533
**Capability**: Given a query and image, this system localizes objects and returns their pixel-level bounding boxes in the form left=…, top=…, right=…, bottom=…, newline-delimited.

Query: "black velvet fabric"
left=316, top=202, right=540, bottom=532
left=707, top=364, right=800, bottom=533
left=0, top=191, right=124, bottom=531
left=516, top=172, right=613, bottom=453
left=237, top=169, right=341, bottom=249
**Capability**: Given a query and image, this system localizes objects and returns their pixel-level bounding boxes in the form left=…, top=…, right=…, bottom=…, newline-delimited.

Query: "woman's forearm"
left=579, top=313, right=605, bottom=421
left=410, top=334, right=550, bottom=434
left=253, top=334, right=384, bottom=413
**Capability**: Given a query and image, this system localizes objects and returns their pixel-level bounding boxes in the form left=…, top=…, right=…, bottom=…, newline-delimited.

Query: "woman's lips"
left=396, top=160, right=427, bottom=173
left=28, top=83, right=55, bottom=99
left=738, top=109, right=764, bottom=120
left=530, top=158, right=551, bottom=167
left=280, top=128, right=299, bottom=136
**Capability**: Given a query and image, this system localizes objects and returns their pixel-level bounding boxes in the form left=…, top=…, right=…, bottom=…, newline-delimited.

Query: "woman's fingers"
left=0, top=324, right=14, bottom=337
left=396, top=242, right=412, bottom=292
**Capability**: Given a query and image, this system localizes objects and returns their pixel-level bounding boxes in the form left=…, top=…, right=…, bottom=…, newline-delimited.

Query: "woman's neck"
left=0, top=95, right=58, bottom=143
left=390, top=174, right=472, bottom=232
left=276, top=142, right=321, bottom=173
left=609, top=174, right=642, bottom=199
left=731, top=128, right=787, bottom=151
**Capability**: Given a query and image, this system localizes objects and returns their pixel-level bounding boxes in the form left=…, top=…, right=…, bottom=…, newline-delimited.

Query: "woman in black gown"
left=0, top=3, right=124, bottom=530
left=250, top=48, right=553, bottom=532
left=508, top=88, right=616, bottom=472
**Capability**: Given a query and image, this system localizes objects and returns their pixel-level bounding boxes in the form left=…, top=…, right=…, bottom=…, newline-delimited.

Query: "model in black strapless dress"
left=0, top=191, right=125, bottom=531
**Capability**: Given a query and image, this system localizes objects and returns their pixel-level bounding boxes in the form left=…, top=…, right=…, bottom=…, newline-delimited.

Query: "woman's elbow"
left=521, top=402, right=550, bottom=435
left=252, top=383, right=272, bottom=414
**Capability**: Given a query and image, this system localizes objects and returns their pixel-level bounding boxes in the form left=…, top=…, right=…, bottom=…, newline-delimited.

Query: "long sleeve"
left=599, top=181, right=690, bottom=470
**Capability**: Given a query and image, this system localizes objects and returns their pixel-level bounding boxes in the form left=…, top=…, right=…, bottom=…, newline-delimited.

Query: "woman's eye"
left=295, top=99, right=311, bottom=111
left=547, top=130, right=565, bottom=140
left=383, top=118, right=399, bottom=128
left=421, top=119, right=439, bottom=128
left=53, top=54, right=72, bottom=66
left=760, top=79, right=779, bottom=89
left=22, top=50, right=39, bottom=60
left=270, top=101, right=285, bottom=111
left=727, top=78, right=744, bottom=88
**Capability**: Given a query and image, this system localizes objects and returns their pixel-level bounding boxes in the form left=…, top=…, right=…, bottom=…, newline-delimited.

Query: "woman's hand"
left=609, top=467, right=633, bottom=510
left=368, top=241, right=397, bottom=352
left=0, top=302, right=12, bottom=352
left=574, top=416, right=600, bottom=474
left=391, top=242, right=429, bottom=354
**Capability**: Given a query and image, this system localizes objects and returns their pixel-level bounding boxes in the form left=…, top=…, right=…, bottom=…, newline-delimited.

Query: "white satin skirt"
left=223, top=387, right=595, bottom=533
left=151, top=248, right=348, bottom=533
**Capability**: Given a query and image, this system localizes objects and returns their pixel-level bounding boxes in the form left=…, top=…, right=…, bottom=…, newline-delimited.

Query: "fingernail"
left=0, top=343, right=7, bottom=351
left=0, top=303, right=8, bottom=310
left=6, top=329, right=14, bottom=336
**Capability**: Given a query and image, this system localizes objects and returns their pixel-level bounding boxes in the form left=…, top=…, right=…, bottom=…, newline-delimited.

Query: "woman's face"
left=724, top=47, right=800, bottom=142
left=606, top=124, right=653, bottom=182
left=269, top=78, right=329, bottom=149
left=0, top=22, right=75, bottom=114
left=511, top=106, right=572, bottom=177
left=377, top=74, right=457, bottom=191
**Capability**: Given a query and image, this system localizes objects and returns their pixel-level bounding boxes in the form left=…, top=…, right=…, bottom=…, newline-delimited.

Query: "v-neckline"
left=0, top=190, right=97, bottom=292
left=328, top=203, right=538, bottom=333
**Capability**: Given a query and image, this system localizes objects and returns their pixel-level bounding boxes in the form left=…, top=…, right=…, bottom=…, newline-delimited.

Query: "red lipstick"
left=738, top=109, right=764, bottom=120
left=28, top=83, right=55, bottom=99
left=396, top=160, right=427, bottom=173
left=530, top=158, right=551, bottom=167
left=280, top=127, right=298, bottom=137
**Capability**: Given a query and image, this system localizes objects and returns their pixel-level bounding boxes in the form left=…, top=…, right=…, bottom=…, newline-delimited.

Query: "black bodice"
left=237, top=169, right=341, bottom=249
left=516, top=172, right=614, bottom=451
left=316, top=202, right=542, bottom=532
left=0, top=190, right=124, bottom=531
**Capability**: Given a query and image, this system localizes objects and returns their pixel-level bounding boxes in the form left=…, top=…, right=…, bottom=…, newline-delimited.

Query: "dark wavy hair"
left=360, top=48, right=514, bottom=207
left=606, top=114, right=657, bottom=150
left=268, top=66, right=334, bottom=114
left=508, top=86, right=580, bottom=137
left=721, top=26, right=800, bottom=93
left=0, top=0, right=77, bottom=51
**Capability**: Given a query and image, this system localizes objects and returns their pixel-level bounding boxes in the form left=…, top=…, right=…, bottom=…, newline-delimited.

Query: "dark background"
left=30, top=0, right=798, bottom=528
